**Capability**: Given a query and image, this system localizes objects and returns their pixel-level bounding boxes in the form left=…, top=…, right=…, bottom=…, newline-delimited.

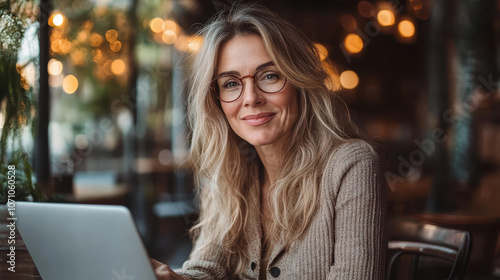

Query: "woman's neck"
left=256, top=144, right=281, bottom=187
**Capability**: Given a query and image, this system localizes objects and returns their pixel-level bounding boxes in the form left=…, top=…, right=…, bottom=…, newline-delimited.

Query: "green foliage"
left=0, top=0, right=39, bottom=203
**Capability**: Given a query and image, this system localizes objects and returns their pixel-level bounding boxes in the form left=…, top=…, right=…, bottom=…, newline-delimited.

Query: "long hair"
left=186, top=3, right=358, bottom=274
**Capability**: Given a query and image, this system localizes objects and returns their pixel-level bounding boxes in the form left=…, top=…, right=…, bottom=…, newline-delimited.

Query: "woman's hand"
left=150, top=258, right=190, bottom=280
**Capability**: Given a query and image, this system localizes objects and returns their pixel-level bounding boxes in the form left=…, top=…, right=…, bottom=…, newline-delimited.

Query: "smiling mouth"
left=242, top=113, right=276, bottom=126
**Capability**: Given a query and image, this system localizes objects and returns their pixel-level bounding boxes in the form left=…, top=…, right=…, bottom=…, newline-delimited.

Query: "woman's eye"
left=261, top=72, right=279, bottom=81
left=223, top=81, right=240, bottom=89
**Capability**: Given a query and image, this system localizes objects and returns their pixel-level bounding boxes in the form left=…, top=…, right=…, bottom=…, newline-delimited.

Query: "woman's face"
left=216, top=34, right=299, bottom=148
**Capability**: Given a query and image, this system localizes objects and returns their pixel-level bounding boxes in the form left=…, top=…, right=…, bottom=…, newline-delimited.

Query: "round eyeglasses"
left=211, top=65, right=287, bottom=103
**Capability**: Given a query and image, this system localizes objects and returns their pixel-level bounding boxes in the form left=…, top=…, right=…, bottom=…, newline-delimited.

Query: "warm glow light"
left=48, top=59, right=63, bottom=75
left=90, top=33, right=103, bottom=47
left=62, top=75, right=78, bottom=94
left=163, top=20, right=180, bottom=34
left=357, top=1, right=376, bottom=18
left=70, top=49, right=86, bottom=65
left=105, top=29, right=118, bottom=43
left=398, top=20, right=415, bottom=37
left=111, top=59, right=126, bottom=75
left=340, top=70, right=359, bottom=89
left=49, top=74, right=63, bottom=87
left=92, top=49, right=103, bottom=62
left=377, top=10, right=395, bottom=26
left=103, top=60, right=113, bottom=75
left=186, top=35, right=203, bottom=53
left=52, top=14, right=64, bottom=26
left=313, top=43, right=328, bottom=61
left=110, top=41, right=122, bottom=52
left=162, top=30, right=177, bottom=44
left=340, top=14, right=357, bottom=31
left=22, top=64, right=36, bottom=88
left=150, top=17, right=164, bottom=33
left=60, top=39, right=71, bottom=54
left=77, top=30, right=89, bottom=42
left=50, top=29, right=62, bottom=40
left=344, top=33, right=363, bottom=54
left=322, top=61, right=340, bottom=91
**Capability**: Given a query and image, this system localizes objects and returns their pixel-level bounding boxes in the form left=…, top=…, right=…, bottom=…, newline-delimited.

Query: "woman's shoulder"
left=322, top=139, right=383, bottom=184
left=329, top=139, right=379, bottom=166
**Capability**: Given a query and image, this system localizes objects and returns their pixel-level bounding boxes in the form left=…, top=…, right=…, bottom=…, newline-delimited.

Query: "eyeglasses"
left=211, top=65, right=287, bottom=103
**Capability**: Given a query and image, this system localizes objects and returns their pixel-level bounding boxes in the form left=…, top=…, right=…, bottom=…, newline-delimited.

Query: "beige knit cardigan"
left=176, top=140, right=387, bottom=279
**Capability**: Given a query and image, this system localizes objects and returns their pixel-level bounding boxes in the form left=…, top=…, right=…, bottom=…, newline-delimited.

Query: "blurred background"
left=1, top=0, right=500, bottom=279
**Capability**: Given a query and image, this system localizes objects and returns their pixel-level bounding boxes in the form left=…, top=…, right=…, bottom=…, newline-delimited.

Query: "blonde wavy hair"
left=186, top=3, right=358, bottom=274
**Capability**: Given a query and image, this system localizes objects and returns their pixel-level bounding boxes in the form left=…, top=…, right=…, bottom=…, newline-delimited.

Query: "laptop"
left=15, top=202, right=157, bottom=280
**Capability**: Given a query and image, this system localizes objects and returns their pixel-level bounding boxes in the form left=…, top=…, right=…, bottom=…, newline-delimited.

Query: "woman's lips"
left=241, top=112, right=275, bottom=126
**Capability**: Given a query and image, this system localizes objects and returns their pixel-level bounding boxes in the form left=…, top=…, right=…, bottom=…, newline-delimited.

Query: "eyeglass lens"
left=215, top=66, right=286, bottom=102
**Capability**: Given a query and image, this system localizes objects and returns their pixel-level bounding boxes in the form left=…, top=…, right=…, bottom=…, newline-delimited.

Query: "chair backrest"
left=387, top=217, right=471, bottom=280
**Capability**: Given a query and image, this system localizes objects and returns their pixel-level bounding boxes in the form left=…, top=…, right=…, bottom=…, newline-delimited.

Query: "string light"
left=357, top=1, right=376, bottom=18
left=344, top=33, right=363, bottom=54
left=313, top=43, right=328, bottom=61
left=110, top=41, right=122, bottom=52
left=340, top=70, right=359, bottom=89
left=150, top=18, right=164, bottom=33
left=162, top=30, right=177, bottom=44
left=398, top=20, right=415, bottom=37
left=90, top=33, right=103, bottom=47
left=49, top=74, right=63, bottom=87
left=186, top=35, right=203, bottom=53
left=52, top=14, right=64, bottom=26
left=105, top=29, right=118, bottom=43
left=377, top=10, right=395, bottom=26
left=62, top=75, right=78, bottom=94
left=111, top=59, right=126, bottom=75
left=163, top=20, right=180, bottom=34
left=48, top=59, right=63, bottom=76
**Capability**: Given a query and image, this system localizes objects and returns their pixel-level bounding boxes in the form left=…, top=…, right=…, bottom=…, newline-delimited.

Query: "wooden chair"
left=387, top=216, right=472, bottom=280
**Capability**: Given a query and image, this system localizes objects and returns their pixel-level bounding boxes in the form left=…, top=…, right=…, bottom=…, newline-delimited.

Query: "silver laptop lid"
left=16, top=202, right=156, bottom=280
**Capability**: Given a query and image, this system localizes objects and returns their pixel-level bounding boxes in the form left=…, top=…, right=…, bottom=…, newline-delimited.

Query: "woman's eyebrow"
left=216, top=61, right=275, bottom=78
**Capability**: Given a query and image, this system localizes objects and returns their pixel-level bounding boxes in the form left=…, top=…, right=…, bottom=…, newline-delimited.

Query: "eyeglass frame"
left=210, top=63, right=288, bottom=103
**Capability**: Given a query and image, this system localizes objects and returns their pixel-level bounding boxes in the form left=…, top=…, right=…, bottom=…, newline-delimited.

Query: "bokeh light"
left=186, top=35, right=203, bottom=53
left=163, top=20, right=180, bottom=34
left=48, top=59, right=63, bottom=76
left=52, top=14, right=64, bottom=26
left=49, top=74, right=64, bottom=87
left=150, top=17, right=164, bottom=33
left=344, top=33, right=363, bottom=54
left=357, top=1, right=376, bottom=18
left=110, top=41, right=122, bottom=52
left=111, top=59, right=126, bottom=75
left=377, top=10, right=395, bottom=26
left=90, top=33, right=103, bottom=47
left=62, top=75, right=78, bottom=94
left=162, top=30, right=177, bottom=44
left=313, top=43, right=328, bottom=61
left=105, top=29, right=119, bottom=43
left=340, top=70, right=359, bottom=89
left=340, top=14, right=357, bottom=31
left=398, top=20, right=415, bottom=37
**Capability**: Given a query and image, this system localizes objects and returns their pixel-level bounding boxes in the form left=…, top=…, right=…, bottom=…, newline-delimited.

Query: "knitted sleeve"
left=326, top=141, right=387, bottom=279
left=174, top=229, right=232, bottom=280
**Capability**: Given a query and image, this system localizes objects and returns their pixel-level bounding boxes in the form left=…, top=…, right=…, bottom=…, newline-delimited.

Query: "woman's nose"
left=241, top=78, right=265, bottom=107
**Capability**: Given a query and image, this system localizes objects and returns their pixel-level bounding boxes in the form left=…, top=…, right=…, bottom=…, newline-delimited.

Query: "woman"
left=152, top=3, right=387, bottom=279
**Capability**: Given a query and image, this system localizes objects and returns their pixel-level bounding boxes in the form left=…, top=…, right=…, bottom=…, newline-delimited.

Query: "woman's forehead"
left=216, top=34, right=272, bottom=75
